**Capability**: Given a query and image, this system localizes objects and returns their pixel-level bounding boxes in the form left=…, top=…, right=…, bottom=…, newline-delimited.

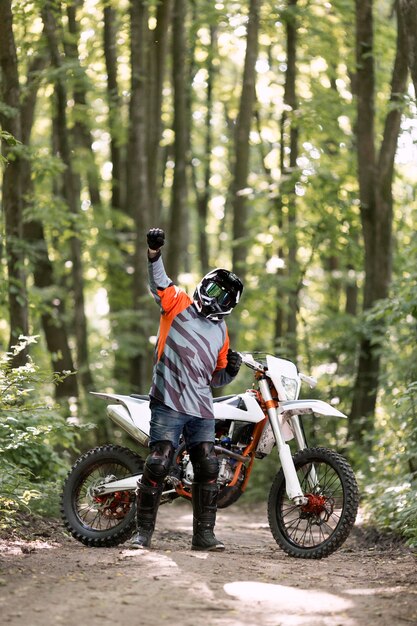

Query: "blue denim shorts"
left=149, top=400, right=215, bottom=449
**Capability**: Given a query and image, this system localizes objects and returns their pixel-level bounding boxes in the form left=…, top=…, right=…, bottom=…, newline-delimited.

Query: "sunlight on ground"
left=0, top=539, right=59, bottom=555
left=119, top=547, right=218, bottom=605
left=346, top=586, right=408, bottom=596
left=223, top=581, right=354, bottom=625
left=120, top=549, right=178, bottom=570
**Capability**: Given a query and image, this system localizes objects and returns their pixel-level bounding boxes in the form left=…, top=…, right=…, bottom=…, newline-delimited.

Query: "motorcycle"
left=61, top=353, right=359, bottom=559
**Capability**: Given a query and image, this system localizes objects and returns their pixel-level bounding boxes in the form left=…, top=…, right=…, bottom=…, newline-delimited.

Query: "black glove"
left=147, top=228, right=165, bottom=251
left=226, top=349, right=242, bottom=377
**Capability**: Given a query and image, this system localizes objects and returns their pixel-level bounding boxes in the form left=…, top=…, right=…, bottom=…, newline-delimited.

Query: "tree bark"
left=398, top=0, right=417, bottom=98
left=147, top=0, right=172, bottom=225
left=42, top=1, right=93, bottom=391
left=350, top=0, right=409, bottom=443
left=282, top=0, right=299, bottom=361
left=166, top=0, right=188, bottom=282
left=65, top=0, right=102, bottom=208
left=104, top=4, right=124, bottom=213
left=103, top=2, right=132, bottom=386
left=127, top=0, right=153, bottom=390
left=0, top=0, right=29, bottom=365
left=192, top=25, right=217, bottom=276
left=231, top=0, right=260, bottom=285
left=21, top=52, right=78, bottom=398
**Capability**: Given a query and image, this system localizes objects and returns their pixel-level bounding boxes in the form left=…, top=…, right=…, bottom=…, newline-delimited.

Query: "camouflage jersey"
left=148, top=252, right=234, bottom=419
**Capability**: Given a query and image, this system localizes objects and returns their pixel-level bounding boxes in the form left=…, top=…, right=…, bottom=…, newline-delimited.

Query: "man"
left=130, top=228, right=243, bottom=551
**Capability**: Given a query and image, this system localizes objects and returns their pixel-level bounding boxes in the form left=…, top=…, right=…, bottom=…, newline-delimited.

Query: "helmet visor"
left=205, top=281, right=233, bottom=307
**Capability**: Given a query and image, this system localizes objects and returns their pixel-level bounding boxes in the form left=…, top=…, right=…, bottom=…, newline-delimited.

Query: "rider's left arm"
left=211, top=330, right=235, bottom=387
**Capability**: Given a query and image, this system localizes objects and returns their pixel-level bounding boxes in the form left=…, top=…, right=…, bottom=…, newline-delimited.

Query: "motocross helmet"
left=193, top=268, right=243, bottom=321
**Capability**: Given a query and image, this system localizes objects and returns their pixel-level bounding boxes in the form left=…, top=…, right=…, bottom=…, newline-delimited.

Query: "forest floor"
left=0, top=501, right=416, bottom=626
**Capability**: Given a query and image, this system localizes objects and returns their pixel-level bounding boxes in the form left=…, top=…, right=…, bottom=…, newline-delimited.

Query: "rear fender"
left=90, top=392, right=151, bottom=438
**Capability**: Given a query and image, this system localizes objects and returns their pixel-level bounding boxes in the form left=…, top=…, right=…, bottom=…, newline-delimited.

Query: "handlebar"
left=239, top=352, right=317, bottom=387
left=299, top=373, right=317, bottom=388
left=239, top=353, right=266, bottom=372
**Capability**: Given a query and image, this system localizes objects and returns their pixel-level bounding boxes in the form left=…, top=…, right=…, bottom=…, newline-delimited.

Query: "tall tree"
left=191, top=24, right=218, bottom=276
left=399, top=0, right=417, bottom=98
left=128, top=0, right=153, bottom=390
left=231, top=0, right=261, bottom=286
left=125, top=0, right=172, bottom=390
left=166, top=0, right=188, bottom=281
left=350, top=0, right=408, bottom=443
left=42, top=1, right=93, bottom=391
left=102, top=1, right=132, bottom=386
left=147, top=0, right=172, bottom=225
left=21, top=50, right=78, bottom=398
left=104, top=3, right=124, bottom=214
left=65, top=0, right=102, bottom=208
left=280, top=0, right=299, bottom=360
left=0, top=0, right=29, bottom=364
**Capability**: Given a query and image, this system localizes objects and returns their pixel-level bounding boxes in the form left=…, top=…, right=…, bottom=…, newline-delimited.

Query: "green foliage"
left=0, top=338, right=87, bottom=525
left=354, top=237, right=417, bottom=544
left=0, top=0, right=416, bottom=545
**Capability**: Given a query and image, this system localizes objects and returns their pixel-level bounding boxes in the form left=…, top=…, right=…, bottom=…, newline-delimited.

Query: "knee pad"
left=144, top=441, right=174, bottom=486
left=189, top=442, right=219, bottom=483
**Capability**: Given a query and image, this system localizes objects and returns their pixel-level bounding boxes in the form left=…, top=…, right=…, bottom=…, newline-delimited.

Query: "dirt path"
left=1, top=501, right=416, bottom=626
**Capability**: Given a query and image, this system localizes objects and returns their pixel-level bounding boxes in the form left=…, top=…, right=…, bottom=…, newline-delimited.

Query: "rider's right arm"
left=148, top=253, right=191, bottom=315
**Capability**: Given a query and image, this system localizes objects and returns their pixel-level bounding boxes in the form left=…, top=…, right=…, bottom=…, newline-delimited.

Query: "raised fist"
left=147, top=228, right=165, bottom=251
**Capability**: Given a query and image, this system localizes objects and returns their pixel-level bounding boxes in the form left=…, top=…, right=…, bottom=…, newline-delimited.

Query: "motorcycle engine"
left=178, top=420, right=255, bottom=488
left=217, top=457, right=236, bottom=485
left=182, top=455, right=240, bottom=486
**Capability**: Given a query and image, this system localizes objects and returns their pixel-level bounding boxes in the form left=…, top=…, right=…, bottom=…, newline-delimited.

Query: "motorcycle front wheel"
left=61, top=445, right=144, bottom=547
left=268, top=446, right=359, bottom=559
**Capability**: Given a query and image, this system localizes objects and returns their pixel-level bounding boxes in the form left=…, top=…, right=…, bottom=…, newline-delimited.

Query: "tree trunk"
left=21, top=52, right=78, bottom=398
left=0, top=0, right=29, bottom=365
left=127, top=0, right=153, bottom=390
left=42, top=1, right=93, bottom=391
left=345, top=265, right=358, bottom=316
left=274, top=110, right=286, bottom=345
left=349, top=0, right=408, bottom=443
left=24, top=221, right=79, bottom=397
left=231, top=0, right=260, bottom=285
left=283, top=0, right=299, bottom=361
left=147, top=0, right=172, bottom=226
left=66, top=0, right=102, bottom=208
left=103, top=2, right=132, bottom=387
left=192, top=25, right=217, bottom=276
left=166, top=0, right=188, bottom=282
left=398, top=0, right=417, bottom=98
left=104, top=4, right=124, bottom=213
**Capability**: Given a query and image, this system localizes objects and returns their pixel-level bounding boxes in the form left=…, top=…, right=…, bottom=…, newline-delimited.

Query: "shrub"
left=0, top=337, right=87, bottom=525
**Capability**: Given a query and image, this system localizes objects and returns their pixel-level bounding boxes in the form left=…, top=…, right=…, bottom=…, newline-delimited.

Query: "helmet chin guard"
left=193, top=268, right=243, bottom=321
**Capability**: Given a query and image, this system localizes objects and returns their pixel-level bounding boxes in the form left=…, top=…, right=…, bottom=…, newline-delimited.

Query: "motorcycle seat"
left=213, top=394, right=237, bottom=403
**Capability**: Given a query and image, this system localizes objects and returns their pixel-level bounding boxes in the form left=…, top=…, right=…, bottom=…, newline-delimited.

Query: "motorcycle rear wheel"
left=268, top=446, right=359, bottom=559
left=61, top=445, right=144, bottom=547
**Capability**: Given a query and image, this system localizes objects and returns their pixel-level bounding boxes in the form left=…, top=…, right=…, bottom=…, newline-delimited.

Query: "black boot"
left=129, top=480, right=162, bottom=549
left=191, top=482, right=225, bottom=551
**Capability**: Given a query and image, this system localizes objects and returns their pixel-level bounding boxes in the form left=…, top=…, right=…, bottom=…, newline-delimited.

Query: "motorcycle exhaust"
left=214, top=445, right=251, bottom=465
left=107, top=405, right=150, bottom=447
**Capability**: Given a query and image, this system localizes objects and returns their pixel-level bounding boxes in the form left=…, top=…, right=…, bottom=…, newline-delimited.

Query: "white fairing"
left=213, top=392, right=265, bottom=423
left=266, top=355, right=301, bottom=400
left=91, top=392, right=151, bottom=436
left=280, top=399, right=347, bottom=419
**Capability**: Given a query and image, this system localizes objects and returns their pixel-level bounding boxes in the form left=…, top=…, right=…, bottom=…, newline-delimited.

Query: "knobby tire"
left=61, top=445, right=144, bottom=547
left=268, top=446, right=359, bottom=559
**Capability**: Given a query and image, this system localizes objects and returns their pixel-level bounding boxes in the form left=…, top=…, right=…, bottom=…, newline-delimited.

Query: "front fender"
left=279, top=399, right=347, bottom=419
